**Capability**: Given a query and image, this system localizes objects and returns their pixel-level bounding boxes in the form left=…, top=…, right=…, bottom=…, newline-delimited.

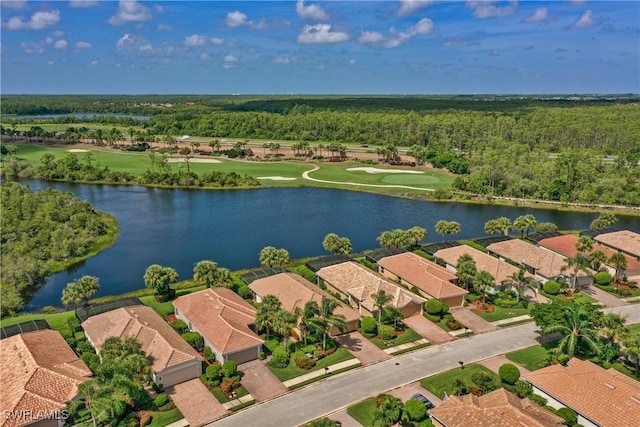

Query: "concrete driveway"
left=335, top=331, right=390, bottom=365
left=389, top=382, right=442, bottom=407
left=478, top=355, right=531, bottom=377
left=329, top=409, right=362, bottom=427
left=403, top=314, right=454, bottom=344
left=240, top=359, right=288, bottom=402
left=582, top=285, right=628, bottom=307
left=450, top=306, right=498, bottom=334
left=166, top=378, right=227, bottom=427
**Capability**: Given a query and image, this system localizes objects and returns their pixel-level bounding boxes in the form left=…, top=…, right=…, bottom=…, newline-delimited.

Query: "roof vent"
left=604, top=383, right=616, bottom=390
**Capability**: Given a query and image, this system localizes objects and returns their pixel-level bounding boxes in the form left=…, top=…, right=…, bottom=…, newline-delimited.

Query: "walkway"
left=383, top=338, right=429, bottom=354
left=478, top=355, right=531, bottom=376
left=239, top=359, right=288, bottom=402
left=403, top=314, right=454, bottom=344
left=491, top=314, right=532, bottom=327
left=166, top=378, right=228, bottom=427
left=222, top=393, right=255, bottom=410
left=450, top=306, right=498, bottom=334
left=335, top=331, right=391, bottom=365
left=582, top=285, right=628, bottom=308
left=282, top=359, right=361, bottom=388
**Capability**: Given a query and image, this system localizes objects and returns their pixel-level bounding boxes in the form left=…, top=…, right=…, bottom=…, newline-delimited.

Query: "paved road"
left=208, top=304, right=639, bottom=427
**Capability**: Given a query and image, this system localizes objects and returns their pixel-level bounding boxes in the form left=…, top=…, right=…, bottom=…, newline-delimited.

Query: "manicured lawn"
left=420, top=364, right=500, bottom=398
left=472, top=305, right=530, bottom=322
left=211, top=385, right=250, bottom=404
left=540, top=290, right=597, bottom=304
left=595, top=283, right=640, bottom=298
left=626, top=323, right=640, bottom=335
left=370, top=327, right=423, bottom=349
left=268, top=347, right=354, bottom=382
left=139, top=285, right=206, bottom=317
left=0, top=310, right=73, bottom=331
left=506, top=342, right=558, bottom=371
left=346, top=396, right=377, bottom=427
left=147, top=408, right=183, bottom=427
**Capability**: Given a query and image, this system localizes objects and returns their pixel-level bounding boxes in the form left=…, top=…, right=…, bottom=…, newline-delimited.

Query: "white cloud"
left=397, top=0, right=435, bottom=17
left=298, top=24, right=349, bottom=44
left=154, top=4, right=164, bottom=13
left=405, top=17, right=434, bottom=36
left=1, top=1, right=27, bottom=10
left=52, top=30, right=64, bottom=37
left=185, top=34, right=208, bottom=46
left=211, top=37, right=225, bottom=45
left=226, top=11, right=248, bottom=28
left=359, top=17, right=433, bottom=48
left=108, top=0, right=152, bottom=26
left=349, top=59, right=357, bottom=65
left=200, top=52, right=213, bottom=61
left=75, top=41, right=92, bottom=49
left=3, top=9, right=60, bottom=30
left=20, top=40, right=45, bottom=54
left=45, top=36, right=54, bottom=44
left=157, top=24, right=172, bottom=31
left=54, top=39, right=67, bottom=49
left=69, top=0, right=99, bottom=8
left=466, top=0, right=518, bottom=19
left=296, top=0, right=329, bottom=21
left=273, top=56, right=291, bottom=64
left=569, top=9, right=594, bottom=29
left=523, top=7, right=548, bottom=23
left=359, top=31, right=385, bottom=44
left=116, top=33, right=155, bottom=53
left=223, top=54, right=238, bottom=69
left=90, top=60, right=99, bottom=66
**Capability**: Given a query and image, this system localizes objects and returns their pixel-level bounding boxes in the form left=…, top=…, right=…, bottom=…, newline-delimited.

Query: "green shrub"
left=268, top=347, right=290, bottom=368
left=466, top=293, right=481, bottom=302
left=446, top=318, right=463, bottom=330
left=595, top=271, right=613, bottom=286
left=514, top=380, right=532, bottom=398
left=153, top=394, right=171, bottom=409
left=543, top=280, right=561, bottom=295
left=498, top=363, right=521, bottom=385
left=204, top=346, right=215, bottom=363
left=171, top=319, right=189, bottom=334
left=295, top=352, right=317, bottom=370
left=405, top=398, right=427, bottom=421
left=556, top=354, right=570, bottom=366
left=181, top=332, right=204, bottom=352
left=556, top=407, right=577, bottom=426
left=528, top=394, right=547, bottom=406
left=222, top=360, right=238, bottom=378
left=425, top=299, right=443, bottom=315
left=81, top=352, right=100, bottom=372
left=42, top=306, right=58, bottom=314
left=378, top=324, right=396, bottom=340
left=67, top=316, right=81, bottom=332
left=76, top=340, right=94, bottom=354
left=424, top=313, right=440, bottom=322
left=361, top=316, right=378, bottom=335
left=258, top=351, right=266, bottom=360
left=441, top=302, right=449, bottom=315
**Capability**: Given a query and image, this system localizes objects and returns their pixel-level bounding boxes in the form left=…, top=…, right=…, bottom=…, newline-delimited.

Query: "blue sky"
left=1, top=0, right=638, bottom=94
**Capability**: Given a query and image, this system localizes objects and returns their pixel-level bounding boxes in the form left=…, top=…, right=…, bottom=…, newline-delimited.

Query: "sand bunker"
left=257, top=176, right=297, bottom=181
left=67, top=149, right=90, bottom=153
left=346, top=167, right=424, bottom=174
left=167, top=158, right=222, bottom=164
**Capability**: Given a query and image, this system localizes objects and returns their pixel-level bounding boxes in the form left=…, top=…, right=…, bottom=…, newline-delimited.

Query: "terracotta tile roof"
left=523, top=358, right=640, bottom=427
left=433, top=245, right=535, bottom=285
left=249, top=273, right=360, bottom=323
left=487, top=239, right=588, bottom=279
left=539, top=234, right=640, bottom=270
left=316, top=261, right=425, bottom=313
left=0, top=330, right=92, bottom=427
left=595, top=230, right=640, bottom=258
left=82, top=305, right=202, bottom=376
left=430, top=388, right=564, bottom=427
left=377, top=252, right=467, bottom=300
left=173, top=288, right=263, bottom=355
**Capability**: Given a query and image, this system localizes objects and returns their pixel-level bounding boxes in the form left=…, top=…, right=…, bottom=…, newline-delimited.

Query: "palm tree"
left=495, top=217, right=512, bottom=236
left=273, top=309, right=297, bottom=348
left=435, top=220, right=449, bottom=241
left=214, top=267, right=234, bottom=288
left=193, top=260, right=218, bottom=288
left=543, top=305, right=601, bottom=358
left=609, top=252, right=628, bottom=282
left=295, top=300, right=320, bottom=345
left=513, top=216, right=529, bottom=238
left=377, top=230, right=396, bottom=249
left=259, top=246, right=291, bottom=268
left=522, top=214, right=537, bottom=237
left=484, top=219, right=500, bottom=236
left=383, top=306, right=404, bottom=329
left=588, top=250, right=608, bottom=272
left=590, top=212, right=617, bottom=230
left=406, top=226, right=426, bottom=247
left=561, top=252, right=591, bottom=290
left=303, top=417, right=342, bottom=427
left=622, top=335, right=640, bottom=377
left=448, top=221, right=461, bottom=241
left=456, top=254, right=477, bottom=290
left=69, top=378, right=128, bottom=427
left=536, top=222, right=558, bottom=233
left=373, top=396, right=403, bottom=427
left=473, top=271, right=495, bottom=303
left=372, top=290, right=394, bottom=324
left=255, top=294, right=282, bottom=340
left=318, top=297, right=346, bottom=351
left=506, top=268, right=537, bottom=302
left=576, top=236, right=594, bottom=253
left=596, top=312, right=628, bottom=344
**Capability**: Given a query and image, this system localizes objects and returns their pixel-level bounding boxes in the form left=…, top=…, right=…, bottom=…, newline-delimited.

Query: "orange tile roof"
left=433, top=245, right=535, bottom=285
left=173, top=288, right=263, bottom=355
left=430, top=388, right=564, bottom=427
left=249, top=273, right=360, bottom=323
left=377, top=252, right=467, bottom=299
left=539, top=234, right=640, bottom=270
left=524, top=358, right=640, bottom=427
left=82, top=305, right=202, bottom=376
left=316, top=261, right=425, bottom=313
left=0, top=330, right=92, bottom=427
left=595, top=230, right=640, bottom=258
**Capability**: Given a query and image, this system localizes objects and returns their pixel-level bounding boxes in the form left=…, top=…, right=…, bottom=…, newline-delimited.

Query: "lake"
left=9, top=113, right=151, bottom=120
left=23, top=181, right=639, bottom=310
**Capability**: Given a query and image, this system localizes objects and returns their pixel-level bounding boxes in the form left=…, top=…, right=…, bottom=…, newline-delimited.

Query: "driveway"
left=240, top=359, right=288, bottom=402
left=166, top=379, right=228, bottom=427
left=335, top=331, right=390, bottom=365
left=329, top=409, right=362, bottom=427
left=478, top=355, right=530, bottom=377
left=403, top=314, right=454, bottom=344
left=389, top=382, right=442, bottom=407
left=582, top=285, right=628, bottom=308
left=450, top=306, right=498, bottom=334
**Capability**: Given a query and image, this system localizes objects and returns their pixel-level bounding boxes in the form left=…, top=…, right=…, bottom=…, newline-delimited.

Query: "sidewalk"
left=222, top=393, right=255, bottom=410
left=282, top=359, right=361, bottom=388
left=382, top=338, right=429, bottom=354
left=164, top=419, right=189, bottom=427
left=491, top=314, right=532, bottom=327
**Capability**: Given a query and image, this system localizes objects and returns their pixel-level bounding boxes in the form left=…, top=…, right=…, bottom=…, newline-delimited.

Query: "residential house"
left=82, top=305, right=202, bottom=387
left=316, top=261, right=426, bottom=318
left=249, top=272, right=361, bottom=335
left=173, top=288, right=264, bottom=364
left=524, top=358, right=640, bottom=427
left=430, top=388, right=564, bottom=427
left=594, top=230, right=640, bottom=259
left=0, top=330, right=92, bottom=427
left=433, top=245, right=537, bottom=294
left=377, top=252, right=468, bottom=307
left=487, top=239, right=592, bottom=287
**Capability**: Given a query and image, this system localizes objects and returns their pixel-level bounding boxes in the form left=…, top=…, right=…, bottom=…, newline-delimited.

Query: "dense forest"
left=0, top=183, right=117, bottom=316
left=1, top=95, right=639, bottom=205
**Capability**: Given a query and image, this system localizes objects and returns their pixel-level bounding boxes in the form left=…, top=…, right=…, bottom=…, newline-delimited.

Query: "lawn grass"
left=505, top=342, right=559, bottom=371
left=138, top=285, right=206, bottom=317
left=268, top=346, right=354, bottom=382
left=540, top=290, right=598, bottom=305
left=420, top=364, right=500, bottom=398
left=211, top=385, right=250, bottom=404
left=472, top=305, right=530, bottom=322
left=595, top=283, right=640, bottom=298
left=370, top=327, right=423, bottom=349
left=346, top=396, right=378, bottom=427
left=147, top=408, right=183, bottom=427
left=0, top=310, right=73, bottom=331
left=625, top=323, right=640, bottom=335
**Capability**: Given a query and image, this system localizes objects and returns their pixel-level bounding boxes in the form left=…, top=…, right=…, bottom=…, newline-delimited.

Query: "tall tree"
left=322, top=233, right=352, bottom=255
left=506, top=268, right=536, bottom=302
left=435, top=220, right=449, bottom=241
left=456, top=254, right=477, bottom=290
left=609, top=252, right=628, bottom=282
left=536, top=222, right=558, bottom=233
left=273, top=309, right=297, bottom=348
left=61, top=275, right=100, bottom=307
left=259, top=246, right=291, bottom=268
left=622, top=335, right=640, bottom=377
left=372, top=290, right=394, bottom=324
left=317, top=296, right=346, bottom=351
left=406, top=226, right=427, bottom=247
left=513, top=216, right=529, bottom=238
left=543, top=305, right=601, bottom=358
left=588, top=250, right=608, bottom=272
left=484, top=219, right=500, bottom=236
left=295, top=300, right=320, bottom=346
left=561, top=253, right=591, bottom=289
left=576, top=235, right=594, bottom=253
left=143, top=264, right=178, bottom=300
left=255, top=294, right=282, bottom=340
left=193, top=260, right=218, bottom=288
left=214, top=267, right=234, bottom=288
left=590, top=212, right=618, bottom=230
left=495, top=217, right=512, bottom=236
left=473, top=271, right=495, bottom=303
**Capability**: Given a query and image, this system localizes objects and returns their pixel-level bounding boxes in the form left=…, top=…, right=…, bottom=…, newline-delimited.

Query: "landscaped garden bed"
left=595, top=282, right=640, bottom=298
left=420, top=364, right=500, bottom=398
left=266, top=341, right=354, bottom=382
left=347, top=394, right=434, bottom=427
left=370, top=327, right=423, bottom=349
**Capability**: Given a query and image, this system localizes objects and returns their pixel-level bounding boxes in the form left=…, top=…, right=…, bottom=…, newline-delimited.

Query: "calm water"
left=23, top=181, right=639, bottom=310
left=9, top=113, right=151, bottom=120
